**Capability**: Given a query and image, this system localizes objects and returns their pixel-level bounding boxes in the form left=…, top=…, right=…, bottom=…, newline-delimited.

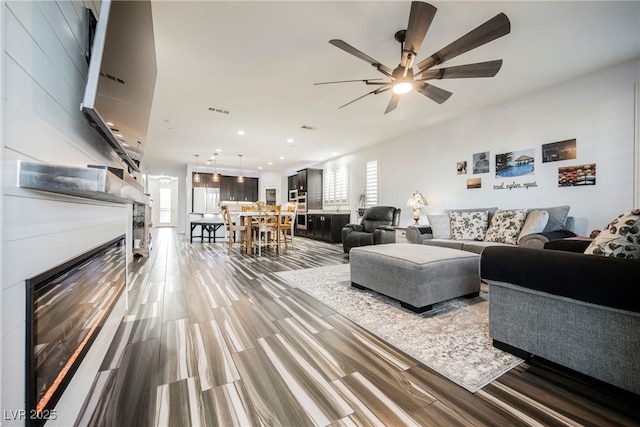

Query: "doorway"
left=154, top=176, right=178, bottom=227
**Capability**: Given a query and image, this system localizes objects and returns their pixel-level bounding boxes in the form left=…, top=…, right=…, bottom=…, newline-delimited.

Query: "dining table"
left=237, top=210, right=295, bottom=256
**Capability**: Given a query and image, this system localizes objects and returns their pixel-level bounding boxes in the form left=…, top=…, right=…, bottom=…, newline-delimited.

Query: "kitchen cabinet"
left=287, top=174, right=298, bottom=195
left=289, top=168, right=322, bottom=209
left=192, top=172, right=221, bottom=188
left=306, top=213, right=349, bottom=243
left=220, top=175, right=258, bottom=201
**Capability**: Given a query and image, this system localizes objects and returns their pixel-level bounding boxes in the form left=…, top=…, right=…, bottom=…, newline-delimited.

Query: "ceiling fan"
left=316, top=2, right=511, bottom=114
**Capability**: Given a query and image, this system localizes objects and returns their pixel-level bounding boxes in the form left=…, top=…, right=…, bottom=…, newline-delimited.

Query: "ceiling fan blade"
left=329, top=39, right=393, bottom=76
left=416, top=82, right=453, bottom=104
left=338, top=85, right=391, bottom=109
left=402, top=2, right=437, bottom=67
left=416, top=13, right=511, bottom=72
left=384, top=94, right=401, bottom=114
left=418, top=60, right=503, bottom=80
left=314, top=78, right=385, bottom=85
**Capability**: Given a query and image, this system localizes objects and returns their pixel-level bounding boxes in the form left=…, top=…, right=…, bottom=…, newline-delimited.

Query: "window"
left=324, top=166, right=349, bottom=205
left=365, top=160, right=378, bottom=207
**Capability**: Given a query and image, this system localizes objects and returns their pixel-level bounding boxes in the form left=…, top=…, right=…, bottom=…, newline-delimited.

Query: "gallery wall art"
left=495, top=148, right=535, bottom=178
left=472, top=152, right=490, bottom=174
left=543, top=139, right=577, bottom=163
left=467, top=178, right=481, bottom=189
left=457, top=161, right=467, bottom=175
left=558, top=163, right=596, bottom=186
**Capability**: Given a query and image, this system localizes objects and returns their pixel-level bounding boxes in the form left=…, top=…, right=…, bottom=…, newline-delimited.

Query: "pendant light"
left=212, top=153, right=220, bottom=182
left=193, top=154, right=201, bottom=183
left=237, top=154, right=244, bottom=183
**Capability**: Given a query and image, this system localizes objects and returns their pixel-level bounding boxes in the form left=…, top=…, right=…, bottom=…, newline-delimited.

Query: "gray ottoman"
left=350, top=243, right=481, bottom=312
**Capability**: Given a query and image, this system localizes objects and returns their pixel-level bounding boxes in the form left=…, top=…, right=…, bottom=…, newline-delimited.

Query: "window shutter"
left=365, top=160, right=378, bottom=207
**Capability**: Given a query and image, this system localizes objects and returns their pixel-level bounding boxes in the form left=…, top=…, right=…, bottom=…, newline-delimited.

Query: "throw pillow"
left=484, top=209, right=528, bottom=244
left=517, top=210, right=550, bottom=243
left=584, top=209, right=640, bottom=259
left=426, top=214, right=451, bottom=239
left=447, top=207, right=499, bottom=223
left=530, top=205, right=571, bottom=232
left=449, top=211, right=489, bottom=241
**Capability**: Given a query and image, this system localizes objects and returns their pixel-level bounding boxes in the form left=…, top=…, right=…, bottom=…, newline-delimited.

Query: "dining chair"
left=281, top=205, right=297, bottom=249
left=221, top=205, right=247, bottom=255
left=251, top=204, right=281, bottom=254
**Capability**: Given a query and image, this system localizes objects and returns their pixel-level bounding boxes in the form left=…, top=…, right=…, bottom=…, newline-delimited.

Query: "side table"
left=395, top=227, right=409, bottom=244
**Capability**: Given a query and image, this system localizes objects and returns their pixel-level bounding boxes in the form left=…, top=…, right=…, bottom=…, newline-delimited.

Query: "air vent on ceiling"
left=100, top=72, right=126, bottom=85
left=301, top=125, right=318, bottom=130
left=208, top=107, right=230, bottom=114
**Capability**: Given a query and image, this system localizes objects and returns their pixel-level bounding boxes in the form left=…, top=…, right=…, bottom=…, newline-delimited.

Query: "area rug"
left=275, top=264, right=522, bottom=392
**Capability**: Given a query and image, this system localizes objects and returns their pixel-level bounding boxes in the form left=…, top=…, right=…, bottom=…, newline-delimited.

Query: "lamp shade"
left=407, top=191, right=428, bottom=209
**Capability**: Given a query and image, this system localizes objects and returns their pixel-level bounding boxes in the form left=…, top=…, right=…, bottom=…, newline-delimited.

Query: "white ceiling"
left=144, top=1, right=640, bottom=175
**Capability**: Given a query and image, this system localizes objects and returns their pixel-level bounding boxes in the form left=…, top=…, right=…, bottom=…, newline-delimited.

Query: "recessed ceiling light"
left=258, top=166, right=263, bottom=170
left=318, top=157, right=323, bottom=161
left=206, top=160, right=212, bottom=165
left=215, top=148, right=222, bottom=152
left=106, top=122, right=114, bottom=126
left=237, top=130, right=245, bottom=135
left=122, top=142, right=130, bottom=147
left=332, top=152, right=337, bottom=155
left=114, top=133, right=123, bottom=138
left=287, top=138, right=294, bottom=143
left=268, top=162, right=273, bottom=165
left=279, top=156, right=285, bottom=160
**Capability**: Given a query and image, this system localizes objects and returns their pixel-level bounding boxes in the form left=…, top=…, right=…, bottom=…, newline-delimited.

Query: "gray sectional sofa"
left=406, top=206, right=577, bottom=253
left=481, top=244, right=640, bottom=395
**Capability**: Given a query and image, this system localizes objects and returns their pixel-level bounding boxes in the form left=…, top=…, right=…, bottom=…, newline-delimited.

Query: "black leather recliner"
left=342, top=206, right=401, bottom=253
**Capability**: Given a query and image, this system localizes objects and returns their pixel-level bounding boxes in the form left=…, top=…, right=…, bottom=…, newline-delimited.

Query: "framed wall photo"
left=543, top=139, right=577, bottom=163
left=558, top=163, right=596, bottom=187
left=467, top=177, right=481, bottom=189
left=472, top=152, right=490, bottom=174
left=495, top=148, right=535, bottom=178
left=457, top=161, right=467, bottom=175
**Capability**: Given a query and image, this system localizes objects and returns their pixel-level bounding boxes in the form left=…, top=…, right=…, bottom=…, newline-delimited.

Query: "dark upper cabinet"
left=192, top=173, right=221, bottom=188
left=243, top=177, right=259, bottom=201
left=287, top=174, right=298, bottom=194
left=297, top=169, right=307, bottom=191
left=291, top=168, right=322, bottom=209
left=192, top=172, right=206, bottom=187
left=220, top=175, right=258, bottom=201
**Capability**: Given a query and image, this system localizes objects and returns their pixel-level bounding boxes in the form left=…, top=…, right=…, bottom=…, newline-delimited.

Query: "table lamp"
left=407, top=191, right=428, bottom=225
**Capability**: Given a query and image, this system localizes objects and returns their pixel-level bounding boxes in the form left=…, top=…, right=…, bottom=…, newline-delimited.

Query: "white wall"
left=315, top=59, right=640, bottom=236
left=2, top=1, right=130, bottom=423
left=258, top=171, right=284, bottom=205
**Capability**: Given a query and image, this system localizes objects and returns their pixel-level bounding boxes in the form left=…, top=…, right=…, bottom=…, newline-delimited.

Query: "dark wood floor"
left=75, top=228, right=640, bottom=426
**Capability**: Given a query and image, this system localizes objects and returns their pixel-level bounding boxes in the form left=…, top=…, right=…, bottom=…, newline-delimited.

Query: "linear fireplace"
left=25, top=235, right=126, bottom=425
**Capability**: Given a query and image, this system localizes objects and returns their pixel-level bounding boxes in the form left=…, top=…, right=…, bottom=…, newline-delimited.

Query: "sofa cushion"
left=530, top=205, right=570, bottom=232
left=422, top=239, right=464, bottom=250
left=484, top=209, right=527, bottom=245
left=447, top=207, right=499, bottom=223
left=584, top=209, right=640, bottom=259
left=426, top=214, right=451, bottom=239
left=461, top=240, right=513, bottom=254
left=518, top=210, right=549, bottom=243
left=449, top=211, right=488, bottom=241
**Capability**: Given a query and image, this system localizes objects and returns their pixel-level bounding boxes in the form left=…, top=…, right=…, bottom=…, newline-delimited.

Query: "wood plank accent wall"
left=2, top=1, right=129, bottom=422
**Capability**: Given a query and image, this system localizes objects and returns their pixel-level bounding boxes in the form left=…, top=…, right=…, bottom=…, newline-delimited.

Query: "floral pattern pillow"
left=449, top=211, right=488, bottom=241
left=484, top=209, right=527, bottom=244
left=584, top=209, right=640, bottom=259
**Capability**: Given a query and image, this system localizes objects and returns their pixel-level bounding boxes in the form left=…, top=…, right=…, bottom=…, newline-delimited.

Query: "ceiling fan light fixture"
left=392, top=80, right=413, bottom=94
